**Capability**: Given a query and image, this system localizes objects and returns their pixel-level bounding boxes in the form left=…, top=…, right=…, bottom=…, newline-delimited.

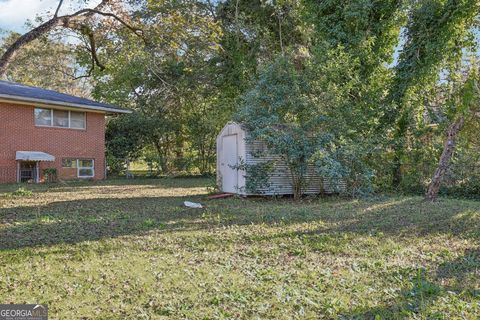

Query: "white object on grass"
left=184, top=201, right=203, bottom=208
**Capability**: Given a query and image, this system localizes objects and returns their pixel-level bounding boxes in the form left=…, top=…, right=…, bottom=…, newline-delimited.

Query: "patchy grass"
left=1, top=187, right=34, bottom=198
left=0, top=178, right=479, bottom=319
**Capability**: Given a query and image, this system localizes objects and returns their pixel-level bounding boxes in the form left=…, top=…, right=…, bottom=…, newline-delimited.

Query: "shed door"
left=222, top=134, right=238, bottom=193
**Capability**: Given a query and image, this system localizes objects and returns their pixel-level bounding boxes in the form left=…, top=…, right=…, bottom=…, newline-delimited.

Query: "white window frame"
left=34, top=108, right=86, bottom=130
left=77, top=159, right=95, bottom=178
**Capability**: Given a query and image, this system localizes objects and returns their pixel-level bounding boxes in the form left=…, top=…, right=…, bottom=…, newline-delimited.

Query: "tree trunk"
left=425, top=116, right=465, bottom=201
left=153, top=141, right=169, bottom=174
left=289, top=164, right=305, bottom=201
left=391, top=113, right=408, bottom=188
left=292, top=176, right=301, bottom=201
left=392, top=152, right=402, bottom=188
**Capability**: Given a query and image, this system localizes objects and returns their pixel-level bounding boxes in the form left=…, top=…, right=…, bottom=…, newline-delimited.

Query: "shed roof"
left=0, top=80, right=130, bottom=113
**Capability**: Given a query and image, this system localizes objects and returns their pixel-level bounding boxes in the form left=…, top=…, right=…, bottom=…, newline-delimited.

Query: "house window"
left=78, top=159, right=94, bottom=178
left=34, top=108, right=52, bottom=126
left=62, top=158, right=77, bottom=168
left=70, top=111, right=86, bottom=129
left=53, top=110, right=69, bottom=127
left=62, top=158, right=94, bottom=178
left=34, top=108, right=86, bottom=129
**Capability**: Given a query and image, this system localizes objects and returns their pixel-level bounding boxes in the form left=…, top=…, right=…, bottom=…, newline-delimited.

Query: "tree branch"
left=70, top=9, right=144, bottom=38
left=0, top=18, right=60, bottom=77
left=203, top=0, right=217, bottom=21
left=0, top=0, right=143, bottom=78
left=81, top=25, right=105, bottom=71
left=54, top=0, right=65, bottom=17
left=73, top=69, right=94, bottom=80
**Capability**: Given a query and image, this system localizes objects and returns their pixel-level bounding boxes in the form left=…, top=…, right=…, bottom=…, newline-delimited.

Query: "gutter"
left=0, top=93, right=132, bottom=114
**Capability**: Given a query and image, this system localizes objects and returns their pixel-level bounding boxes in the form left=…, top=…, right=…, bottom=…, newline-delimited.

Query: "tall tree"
left=306, top=0, right=405, bottom=188
left=426, top=62, right=480, bottom=200
left=235, top=57, right=320, bottom=200
left=309, top=0, right=404, bottom=145
left=211, top=0, right=309, bottom=95
left=386, top=0, right=479, bottom=187
left=91, top=0, right=223, bottom=174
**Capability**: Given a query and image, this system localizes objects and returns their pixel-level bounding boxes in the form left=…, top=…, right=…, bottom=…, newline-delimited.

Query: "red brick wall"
left=0, top=102, right=106, bottom=183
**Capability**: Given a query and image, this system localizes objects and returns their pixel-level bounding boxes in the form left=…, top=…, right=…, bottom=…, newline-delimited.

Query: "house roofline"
left=0, top=93, right=132, bottom=114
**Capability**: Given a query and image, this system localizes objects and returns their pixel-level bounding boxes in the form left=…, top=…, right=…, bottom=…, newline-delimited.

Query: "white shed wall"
left=245, top=139, right=323, bottom=195
left=217, top=122, right=346, bottom=196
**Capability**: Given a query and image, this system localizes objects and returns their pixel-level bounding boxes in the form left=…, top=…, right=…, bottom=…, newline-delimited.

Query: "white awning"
left=16, top=151, right=55, bottom=162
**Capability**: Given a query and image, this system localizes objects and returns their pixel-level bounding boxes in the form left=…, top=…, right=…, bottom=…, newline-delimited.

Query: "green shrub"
left=43, top=168, right=58, bottom=183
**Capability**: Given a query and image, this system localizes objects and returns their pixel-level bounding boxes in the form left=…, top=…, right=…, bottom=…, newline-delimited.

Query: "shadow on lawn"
left=344, top=277, right=446, bottom=319
left=242, top=197, right=480, bottom=245
left=0, top=177, right=212, bottom=195
left=343, top=248, right=480, bottom=319
left=435, top=247, right=480, bottom=291
left=0, top=195, right=208, bottom=250
left=1, top=190, right=478, bottom=319
left=0, top=194, right=478, bottom=250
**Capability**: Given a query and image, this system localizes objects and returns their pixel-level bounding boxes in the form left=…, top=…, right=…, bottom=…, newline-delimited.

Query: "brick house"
left=0, top=80, right=130, bottom=183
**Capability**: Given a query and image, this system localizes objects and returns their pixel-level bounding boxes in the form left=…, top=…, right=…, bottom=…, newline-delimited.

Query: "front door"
left=222, top=134, right=238, bottom=193
left=19, top=161, right=37, bottom=183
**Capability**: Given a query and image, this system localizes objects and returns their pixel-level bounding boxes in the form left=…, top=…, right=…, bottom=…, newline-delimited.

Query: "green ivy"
left=42, top=168, right=57, bottom=183
left=231, top=158, right=275, bottom=194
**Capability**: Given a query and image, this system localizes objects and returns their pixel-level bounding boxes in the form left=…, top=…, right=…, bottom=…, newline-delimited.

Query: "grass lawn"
left=0, top=178, right=479, bottom=319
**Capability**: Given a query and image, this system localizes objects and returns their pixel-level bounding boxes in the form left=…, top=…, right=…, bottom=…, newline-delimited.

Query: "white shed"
left=216, top=122, right=344, bottom=196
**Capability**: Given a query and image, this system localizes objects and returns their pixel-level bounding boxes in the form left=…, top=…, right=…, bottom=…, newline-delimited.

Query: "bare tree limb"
left=54, top=0, right=65, bottom=17
left=81, top=25, right=106, bottom=71
left=73, top=69, right=94, bottom=80
left=0, top=0, right=143, bottom=78
left=72, top=9, right=144, bottom=37
left=0, top=18, right=62, bottom=77
left=203, top=0, right=217, bottom=21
